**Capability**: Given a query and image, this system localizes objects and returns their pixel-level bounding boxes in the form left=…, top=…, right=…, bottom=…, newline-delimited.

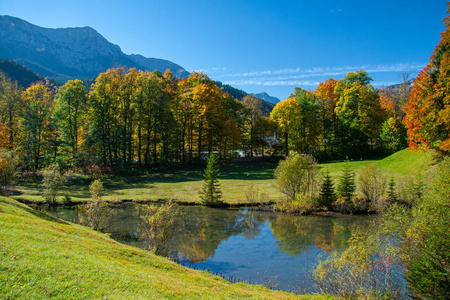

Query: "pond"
left=45, top=203, right=372, bottom=293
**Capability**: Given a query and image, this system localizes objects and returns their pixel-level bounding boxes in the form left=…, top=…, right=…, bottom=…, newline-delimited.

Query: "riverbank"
left=0, top=196, right=332, bottom=299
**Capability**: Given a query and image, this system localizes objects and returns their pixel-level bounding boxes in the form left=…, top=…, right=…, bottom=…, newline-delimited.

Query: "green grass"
left=0, top=197, right=332, bottom=299
left=11, top=149, right=435, bottom=205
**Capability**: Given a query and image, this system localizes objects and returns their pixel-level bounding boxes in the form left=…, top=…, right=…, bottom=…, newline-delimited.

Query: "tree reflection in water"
left=47, top=203, right=371, bottom=292
left=172, top=207, right=267, bottom=262
left=269, top=214, right=370, bottom=256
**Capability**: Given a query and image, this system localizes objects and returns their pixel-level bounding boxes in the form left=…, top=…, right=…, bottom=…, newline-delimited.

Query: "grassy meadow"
left=11, top=149, right=434, bottom=205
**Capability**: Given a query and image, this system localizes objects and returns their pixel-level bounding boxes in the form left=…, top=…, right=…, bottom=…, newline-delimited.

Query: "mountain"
left=0, top=15, right=190, bottom=82
left=215, top=82, right=275, bottom=116
left=0, top=58, right=42, bottom=88
left=384, top=79, right=415, bottom=95
left=251, top=92, right=280, bottom=105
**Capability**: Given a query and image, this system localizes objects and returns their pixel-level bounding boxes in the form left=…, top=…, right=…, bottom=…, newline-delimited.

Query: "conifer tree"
left=199, top=153, right=223, bottom=206
left=386, top=178, right=397, bottom=204
left=319, top=170, right=336, bottom=209
left=337, top=161, right=355, bottom=204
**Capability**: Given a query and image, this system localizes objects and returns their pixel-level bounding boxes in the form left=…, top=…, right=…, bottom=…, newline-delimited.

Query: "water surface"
left=47, top=203, right=371, bottom=292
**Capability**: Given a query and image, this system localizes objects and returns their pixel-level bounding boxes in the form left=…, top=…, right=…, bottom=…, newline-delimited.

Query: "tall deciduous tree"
left=315, top=78, right=338, bottom=157
left=270, top=97, right=301, bottom=155
left=243, top=94, right=263, bottom=157
left=21, top=83, right=54, bottom=170
left=0, top=72, right=22, bottom=149
left=334, top=70, right=385, bottom=157
left=54, top=79, right=87, bottom=165
left=292, top=88, right=320, bottom=155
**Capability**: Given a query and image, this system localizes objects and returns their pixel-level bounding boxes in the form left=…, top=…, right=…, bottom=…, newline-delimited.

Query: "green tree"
left=0, top=72, right=22, bottom=149
left=386, top=178, right=398, bottom=204
left=336, top=161, right=356, bottom=210
left=380, top=116, right=407, bottom=153
left=199, top=153, right=223, bottom=206
left=318, top=170, right=336, bottom=209
left=334, top=71, right=385, bottom=157
left=54, top=79, right=87, bottom=166
left=291, top=88, right=320, bottom=154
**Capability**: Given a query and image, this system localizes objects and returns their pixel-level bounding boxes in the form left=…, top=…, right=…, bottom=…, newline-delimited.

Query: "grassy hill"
left=0, top=197, right=331, bottom=299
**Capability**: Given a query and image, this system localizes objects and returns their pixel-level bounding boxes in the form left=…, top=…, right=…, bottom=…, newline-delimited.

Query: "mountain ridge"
left=251, top=92, right=280, bottom=104
left=0, top=15, right=190, bottom=82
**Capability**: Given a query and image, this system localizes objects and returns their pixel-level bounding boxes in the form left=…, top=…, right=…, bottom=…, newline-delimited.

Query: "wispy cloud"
left=214, top=63, right=425, bottom=87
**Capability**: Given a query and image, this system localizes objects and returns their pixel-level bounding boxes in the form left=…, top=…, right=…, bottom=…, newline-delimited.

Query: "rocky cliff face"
left=0, top=15, right=190, bottom=81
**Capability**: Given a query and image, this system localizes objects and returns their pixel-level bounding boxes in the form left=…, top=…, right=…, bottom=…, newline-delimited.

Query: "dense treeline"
left=0, top=66, right=410, bottom=175
left=271, top=71, right=408, bottom=158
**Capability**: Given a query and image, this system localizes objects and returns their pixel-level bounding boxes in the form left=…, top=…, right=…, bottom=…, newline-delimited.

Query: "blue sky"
left=1, top=0, right=447, bottom=99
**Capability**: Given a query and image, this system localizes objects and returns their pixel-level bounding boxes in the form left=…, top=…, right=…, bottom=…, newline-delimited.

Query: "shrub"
left=62, top=193, right=72, bottom=206
left=274, top=153, right=320, bottom=202
left=84, top=180, right=114, bottom=231
left=89, top=179, right=104, bottom=201
left=244, top=184, right=269, bottom=205
left=358, top=165, right=387, bottom=211
left=139, top=201, right=178, bottom=255
left=274, top=194, right=317, bottom=214
left=396, top=174, right=425, bottom=208
left=314, top=228, right=407, bottom=299
left=84, top=200, right=114, bottom=231
left=39, top=164, right=64, bottom=205
left=38, top=164, right=76, bottom=205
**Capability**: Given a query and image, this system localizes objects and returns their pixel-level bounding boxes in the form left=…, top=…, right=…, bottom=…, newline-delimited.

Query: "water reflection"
left=270, top=214, right=365, bottom=256
left=172, top=208, right=269, bottom=262
left=46, top=203, right=370, bottom=292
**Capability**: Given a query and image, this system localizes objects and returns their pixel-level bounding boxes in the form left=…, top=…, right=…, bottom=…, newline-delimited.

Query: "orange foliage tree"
left=405, top=5, right=450, bottom=152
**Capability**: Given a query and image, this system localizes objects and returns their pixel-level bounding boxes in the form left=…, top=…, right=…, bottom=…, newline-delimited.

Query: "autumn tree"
left=404, top=7, right=450, bottom=153
left=315, top=78, right=338, bottom=157
left=21, top=83, right=54, bottom=170
left=243, top=94, right=263, bottom=157
left=270, top=97, right=301, bottom=155
left=291, top=88, right=320, bottom=155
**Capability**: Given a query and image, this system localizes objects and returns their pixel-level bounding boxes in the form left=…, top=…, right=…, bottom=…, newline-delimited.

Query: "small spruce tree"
left=337, top=161, right=356, bottom=205
left=200, top=153, right=223, bottom=206
left=319, top=170, right=336, bottom=209
left=386, top=178, right=397, bottom=204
